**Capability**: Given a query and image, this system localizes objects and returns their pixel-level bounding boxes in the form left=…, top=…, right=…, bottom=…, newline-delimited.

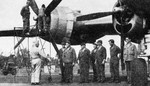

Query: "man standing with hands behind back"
left=108, top=39, right=121, bottom=83
left=95, top=40, right=106, bottom=83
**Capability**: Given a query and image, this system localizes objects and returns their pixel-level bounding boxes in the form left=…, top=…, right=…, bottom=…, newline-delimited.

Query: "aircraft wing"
left=0, top=27, right=23, bottom=37
left=71, top=16, right=117, bottom=44
left=0, top=26, right=39, bottom=37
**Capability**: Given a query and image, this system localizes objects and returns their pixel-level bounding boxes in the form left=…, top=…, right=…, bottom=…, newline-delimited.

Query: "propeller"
left=45, top=0, right=62, bottom=16
left=28, top=0, right=39, bottom=15
left=76, top=11, right=117, bottom=21
left=14, top=0, right=62, bottom=50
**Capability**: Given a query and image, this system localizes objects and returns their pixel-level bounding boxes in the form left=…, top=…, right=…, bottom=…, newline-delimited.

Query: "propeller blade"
left=76, top=11, right=115, bottom=21
left=28, top=0, right=39, bottom=15
left=45, top=0, right=62, bottom=16
left=14, top=37, right=26, bottom=49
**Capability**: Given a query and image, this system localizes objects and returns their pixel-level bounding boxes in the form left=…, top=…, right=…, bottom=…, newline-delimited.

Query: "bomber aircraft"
left=0, top=0, right=150, bottom=80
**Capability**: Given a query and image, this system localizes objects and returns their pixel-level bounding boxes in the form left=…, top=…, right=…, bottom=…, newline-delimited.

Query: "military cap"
left=96, top=40, right=102, bottom=44
left=61, top=41, right=66, bottom=45
left=66, top=40, right=71, bottom=44
left=109, top=39, right=114, bottom=43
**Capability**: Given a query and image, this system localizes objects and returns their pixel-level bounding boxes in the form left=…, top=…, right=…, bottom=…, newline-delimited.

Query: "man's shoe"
left=79, top=81, right=84, bottom=83
left=97, top=80, right=101, bottom=83
left=60, top=80, right=65, bottom=83
left=114, top=80, right=120, bottom=83
left=101, top=79, right=105, bottom=83
left=31, top=83, right=35, bottom=85
left=109, top=79, right=114, bottom=83
left=127, top=80, right=131, bottom=84
left=35, top=83, right=40, bottom=85
left=93, top=78, right=97, bottom=82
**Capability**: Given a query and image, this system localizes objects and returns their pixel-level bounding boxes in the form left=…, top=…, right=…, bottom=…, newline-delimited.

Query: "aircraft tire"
left=11, top=69, right=17, bottom=75
left=131, top=58, right=148, bottom=86
left=2, top=70, right=8, bottom=75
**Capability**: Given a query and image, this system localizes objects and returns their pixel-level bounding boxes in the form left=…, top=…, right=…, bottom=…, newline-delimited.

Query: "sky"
left=0, top=0, right=118, bottom=57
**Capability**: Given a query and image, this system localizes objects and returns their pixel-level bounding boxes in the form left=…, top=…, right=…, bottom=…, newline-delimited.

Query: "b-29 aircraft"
left=0, top=0, right=150, bottom=79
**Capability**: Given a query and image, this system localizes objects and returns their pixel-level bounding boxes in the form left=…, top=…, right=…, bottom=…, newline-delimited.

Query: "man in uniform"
left=78, top=43, right=90, bottom=83
left=108, top=39, right=121, bottom=83
left=124, top=37, right=137, bottom=84
left=30, top=40, right=47, bottom=85
left=38, top=4, right=46, bottom=32
left=20, top=0, right=30, bottom=35
left=58, top=41, right=66, bottom=83
left=95, top=40, right=106, bottom=83
left=90, top=43, right=97, bottom=82
left=62, top=41, right=77, bottom=83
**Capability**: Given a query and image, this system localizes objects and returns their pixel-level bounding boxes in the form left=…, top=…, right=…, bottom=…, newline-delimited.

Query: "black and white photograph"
left=0, top=0, right=149, bottom=86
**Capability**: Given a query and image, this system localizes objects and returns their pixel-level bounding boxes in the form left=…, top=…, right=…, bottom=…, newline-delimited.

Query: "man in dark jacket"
left=62, top=41, right=77, bottom=83
left=20, top=0, right=30, bottom=34
left=109, top=39, right=121, bottom=83
left=90, top=43, right=97, bottom=82
left=95, top=40, right=106, bottom=83
left=78, top=43, right=90, bottom=83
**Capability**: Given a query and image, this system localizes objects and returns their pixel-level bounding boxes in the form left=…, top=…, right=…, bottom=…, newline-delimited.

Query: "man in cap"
left=95, top=40, right=106, bottom=83
left=30, top=40, right=47, bottom=85
left=108, top=39, right=121, bottom=83
left=90, top=42, right=98, bottom=82
left=78, top=42, right=90, bottom=83
left=62, top=40, right=77, bottom=83
left=58, top=41, right=66, bottom=83
left=38, top=4, right=46, bottom=32
left=124, top=37, right=137, bottom=84
left=20, top=0, right=30, bottom=35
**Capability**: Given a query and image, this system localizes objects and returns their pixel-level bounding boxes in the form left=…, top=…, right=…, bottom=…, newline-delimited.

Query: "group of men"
left=58, top=37, right=137, bottom=84
left=20, top=0, right=48, bottom=35
left=29, top=37, right=138, bottom=85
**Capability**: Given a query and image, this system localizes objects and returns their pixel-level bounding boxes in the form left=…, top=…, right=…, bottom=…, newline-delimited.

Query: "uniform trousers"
left=23, top=18, right=30, bottom=33
left=96, top=61, right=105, bottom=81
left=31, top=58, right=41, bottom=83
left=64, top=63, right=73, bottom=82
left=110, top=59, right=119, bottom=80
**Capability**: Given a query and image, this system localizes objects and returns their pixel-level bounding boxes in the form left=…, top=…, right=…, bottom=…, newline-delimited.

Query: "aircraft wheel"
left=11, top=69, right=17, bottom=75
left=2, top=70, right=8, bottom=75
left=131, top=58, right=148, bottom=86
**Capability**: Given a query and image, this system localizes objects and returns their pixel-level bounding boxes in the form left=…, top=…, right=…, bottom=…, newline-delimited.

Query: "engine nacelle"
left=112, top=2, right=145, bottom=41
left=42, top=7, right=81, bottom=44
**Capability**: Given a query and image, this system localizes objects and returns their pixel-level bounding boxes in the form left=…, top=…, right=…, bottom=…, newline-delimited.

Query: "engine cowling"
left=112, top=2, right=145, bottom=41
left=41, top=7, right=79, bottom=44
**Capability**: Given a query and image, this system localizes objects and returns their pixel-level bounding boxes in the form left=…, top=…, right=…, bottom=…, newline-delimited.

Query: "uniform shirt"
left=62, top=46, right=77, bottom=63
left=78, top=48, right=90, bottom=64
left=110, top=44, right=121, bottom=61
left=30, top=45, right=46, bottom=59
left=20, top=5, right=30, bottom=19
left=95, top=46, right=106, bottom=63
left=124, top=42, right=137, bottom=61
left=59, top=47, right=65, bottom=60
left=90, top=48, right=97, bottom=62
